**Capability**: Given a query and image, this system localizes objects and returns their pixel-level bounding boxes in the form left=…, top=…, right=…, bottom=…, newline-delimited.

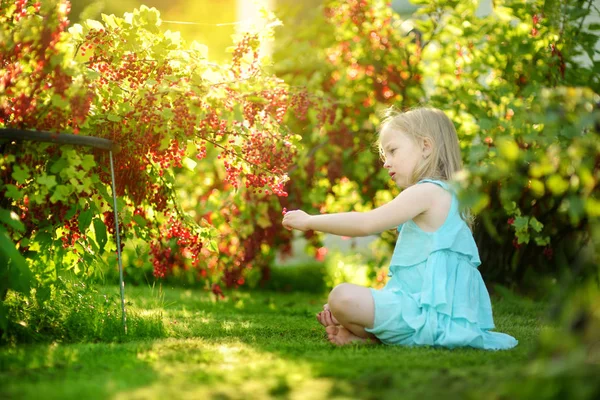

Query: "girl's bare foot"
left=316, top=303, right=339, bottom=327
left=325, top=325, right=369, bottom=346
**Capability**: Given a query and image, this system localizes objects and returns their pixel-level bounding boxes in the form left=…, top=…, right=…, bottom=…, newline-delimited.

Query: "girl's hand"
left=282, top=209, right=311, bottom=231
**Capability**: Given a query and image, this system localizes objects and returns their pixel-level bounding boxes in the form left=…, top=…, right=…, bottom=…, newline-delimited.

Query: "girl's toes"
left=326, top=330, right=337, bottom=344
left=326, top=325, right=339, bottom=336
left=322, top=310, right=332, bottom=326
left=316, top=312, right=324, bottom=326
left=326, top=325, right=345, bottom=345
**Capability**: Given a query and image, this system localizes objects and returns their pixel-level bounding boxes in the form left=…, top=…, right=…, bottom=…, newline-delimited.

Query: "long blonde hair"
left=378, top=107, right=473, bottom=226
left=378, top=107, right=462, bottom=183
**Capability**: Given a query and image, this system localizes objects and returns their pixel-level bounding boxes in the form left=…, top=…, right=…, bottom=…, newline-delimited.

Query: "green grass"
left=0, top=284, right=550, bottom=399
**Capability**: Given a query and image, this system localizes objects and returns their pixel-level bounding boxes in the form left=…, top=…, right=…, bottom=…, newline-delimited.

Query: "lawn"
left=0, top=284, right=549, bottom=399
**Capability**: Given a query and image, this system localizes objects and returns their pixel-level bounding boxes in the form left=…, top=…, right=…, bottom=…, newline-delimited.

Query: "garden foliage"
left=273, top=0, right=600, bottom=288
left=0, top=0, right=312, bottom=330
left=1, top=0, right=599, bottom=336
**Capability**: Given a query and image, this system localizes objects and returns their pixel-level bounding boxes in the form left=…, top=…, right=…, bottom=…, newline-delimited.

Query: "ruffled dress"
left=364, top=179, right=518, bottom=350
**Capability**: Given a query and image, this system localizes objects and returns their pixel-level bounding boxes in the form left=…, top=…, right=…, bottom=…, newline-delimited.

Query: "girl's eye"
left=390, top=149, right=396, bottom=155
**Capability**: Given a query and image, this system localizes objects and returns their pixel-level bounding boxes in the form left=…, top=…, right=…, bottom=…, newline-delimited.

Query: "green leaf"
left=68, top=23, right=84, bottom=40
left=529, top=179, right=545, bottom=197
left=0, top=208, right=25, bottom=233
left=163, top=30, right=181, bottom=46
left=546, top=175, right=569, bottom=195
left=101, top=13, right=120, bottom=29
left=81, top=155, right=96, bottom=171
left=159, top=136, right=171, bottom=151
left=34, top=231, right=53, bottom=248
left=529, top=217, right=543, bottom=233
left=534, top=236, right=550, bottom=246
left=93, top=218, right=108, bottom=252
left=585, top=198, right=600, bottom=217
left=496, top=138, right=519, bottom=161
left=50, top=184, right=72, bottom=203
left=78, top=209, right=94, bottom=232
left=566, top=196, right=585, bottom=223
left=118, top=102, right=134, bottom=114
left=0, top=303, right=7, bottom=330
left=182, top=157, right=197, bottom=171
left=469, top=144, right=489, bottom=163
left=65, top=205, right=77, bottom=220
left=207, top=239, right=218, bottom=253
left=107, top=114, right=122, bottom=122
left=85, top=19, right=105, bottom=31
left=36, top=174, right=57, bottom=189
left=0, top=227, right=33, bottom=295
left=446, top=24, right=463, bottom=36
left=11, top=165, right=30, bottom=184
left=161, top=108, right=174, bottom=120
left=80, top=176, right=94, bottom=193
left=516, top=231, right=530, bottom=244
left=470, top=192, right=490, bottom=215
left=190, top=41, right=209, bottom=58
left=513, top=216, right=529, bottom=232
left=4, top=184, right=23, bottom=200
left=35, top=285, right=51, bottom=303
left=503, top=201, right=518, bottom=213
left=51, top=94, right=69, bottom=108
left=138, top=5, right=161, bottom=28
left=478, top=118, right=496, bottom=130
left=232, top=104, right=244, bottom=122
left=50, top=157, right=68, bottom=174
left=132, top=215, right=147, bottom=227
left=96, top=185, right=113, bottom=202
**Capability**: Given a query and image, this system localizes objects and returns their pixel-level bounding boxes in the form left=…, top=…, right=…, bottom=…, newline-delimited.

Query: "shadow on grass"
left=0, top=283, right=549, bottom=399
left=0, top=341, right=159, bottom=400
left=130, top=284, right=547, bottom=399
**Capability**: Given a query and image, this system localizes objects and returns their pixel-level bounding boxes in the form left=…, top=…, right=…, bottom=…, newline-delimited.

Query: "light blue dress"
left=364, top=179, right=518, bottom=350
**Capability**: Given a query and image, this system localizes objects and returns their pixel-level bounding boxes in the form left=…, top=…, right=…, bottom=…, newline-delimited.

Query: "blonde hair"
left=378, top=107, right=462, bottom=183
left=378, top=106, right=473, bottom=226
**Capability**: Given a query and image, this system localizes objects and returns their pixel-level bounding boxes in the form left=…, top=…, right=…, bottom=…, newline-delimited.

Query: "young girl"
left=282, top=107, right=518, bottom=350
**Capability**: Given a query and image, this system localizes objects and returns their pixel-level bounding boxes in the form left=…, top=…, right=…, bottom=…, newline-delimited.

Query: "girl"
left=282, top=107, right=518, bottom=350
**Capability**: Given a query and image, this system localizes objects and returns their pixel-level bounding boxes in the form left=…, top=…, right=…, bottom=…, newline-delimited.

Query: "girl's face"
left=380, top=127, right=428, bottom=188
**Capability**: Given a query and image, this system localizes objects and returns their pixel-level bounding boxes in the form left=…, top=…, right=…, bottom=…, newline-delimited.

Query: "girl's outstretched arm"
left=282, top=182, right=438, bottom=236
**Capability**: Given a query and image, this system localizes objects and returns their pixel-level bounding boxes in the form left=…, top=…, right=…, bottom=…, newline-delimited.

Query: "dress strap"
left=417, top=178, right=449, bottom=190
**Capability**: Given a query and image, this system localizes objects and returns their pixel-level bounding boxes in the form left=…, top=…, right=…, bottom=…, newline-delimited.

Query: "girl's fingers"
left=282, top=218, right=293, bottom=230
left=324, top=310, right=334, bottom=326
left=282, top=216, right=294, bottom=230
left=317, top=312, right=326, bottom=326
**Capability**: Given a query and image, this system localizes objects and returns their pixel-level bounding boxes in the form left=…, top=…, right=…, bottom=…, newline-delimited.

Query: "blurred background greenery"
left=1, top=1, right=599, bottom=398
left=70, top=0, right=238, bottom=61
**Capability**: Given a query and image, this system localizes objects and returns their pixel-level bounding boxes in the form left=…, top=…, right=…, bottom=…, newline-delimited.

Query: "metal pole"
left=109, top=150, right=127, bottom=335
left=0, top=128, right=114, bottom=150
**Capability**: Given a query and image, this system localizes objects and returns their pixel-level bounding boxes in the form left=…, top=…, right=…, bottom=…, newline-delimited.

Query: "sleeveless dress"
left=364, top=179, right=518, bottom=350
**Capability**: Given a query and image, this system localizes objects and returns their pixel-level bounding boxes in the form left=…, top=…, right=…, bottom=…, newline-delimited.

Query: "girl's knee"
left=328, top=283, right=355, bottom=312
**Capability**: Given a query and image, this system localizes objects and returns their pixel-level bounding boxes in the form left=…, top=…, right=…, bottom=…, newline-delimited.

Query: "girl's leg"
left=326, top=283, right=379, bottom=344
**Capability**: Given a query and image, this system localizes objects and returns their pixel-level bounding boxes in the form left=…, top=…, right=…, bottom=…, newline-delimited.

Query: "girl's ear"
left=422, top=137, right=433, bottom=158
